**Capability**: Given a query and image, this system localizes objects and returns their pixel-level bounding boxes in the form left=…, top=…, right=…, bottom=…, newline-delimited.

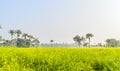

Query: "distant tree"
left=97, top=43, right=102, bottom=47
left=106, top=39, right=120, bottom=47
left=83, top=42, right=88, bottom=47
left=22, top=33, right=37, bottom=47
left=81, top=36, right=86, bottom=46
left=2, top=38, right=5, bottom=43
left=16, top=38, right=24, bottom=47
left=9, top=30, right=15, bottom=40
left=32, top=38, right=40, bottom=47
left=22, top=33, right=28, bottom=47
left=28, top=35, right=34, bottom=41
left=27, top=35, right=35, bottom=46
left=3, top=40, right=11, bottom=46
left=86, top=33, right=94, bottom=47
left=73, top=35, right=83, bottom=47
left=16, top=38, right=33, bottom=47
left=22, top=33, right=28, bottom=40
left=25, top=39, right=31, bottom=47
left=16, top=30, right=22, bottom=39
left=50, top=40, right=54, bottom=47
left=9, top=30, right=15, bottom=46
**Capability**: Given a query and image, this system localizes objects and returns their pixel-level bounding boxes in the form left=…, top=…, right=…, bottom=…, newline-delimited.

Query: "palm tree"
left=9, top=30, right=15, bottom=41
left=32, top=38, right=40, bottom=46
left=2, top=39, right=5, bottom=46
left=50, top=40, right=54, bottom=47
left=73, top=35, right=82, bottom=47
left=28, top=35, right=34, bottom=41
left=83, top=42, right=88, bottom=47
left=9, top=30, right=15, bottom=46
left=22, top=33, right=28, bottom=40
left=81, top=36, right=86, bottom=46
left=86, top=33, right=94, bottom=47
left=27, top=35, right=35, bottom=46
left=33, top=38, right=40, bottom=43
left=16, top=30, right=22, bottom=39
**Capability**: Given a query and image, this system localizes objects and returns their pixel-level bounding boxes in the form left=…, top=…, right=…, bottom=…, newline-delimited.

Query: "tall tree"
left=28, top=35, right=34, bottom=41
left=9, top=30, right=15, bottom=46
left=27, top=35, right=34, bottom=46
left=16, top=30, right=22, bottom=39
left=106, top=39, right=120, bottom=47
left=83, top=42, right=88, bottom=47
left=9, top=30, right=15, bottom=40
left=73, top=35, right=82, bottom=47
left=81, top=36, right=86, bottom=46
left=22, top=33, right=29, bottom=47
left=32, top=38, right=40, bottom=47
left=86, top=33, right=94, bottom=47
left=50, top=40, right=54, bottom=47
left=22, top=33, right=28, bottom=40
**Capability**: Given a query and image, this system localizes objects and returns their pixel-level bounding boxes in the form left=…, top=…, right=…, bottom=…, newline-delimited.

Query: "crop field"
left=0, top=47, right=119, bottom=71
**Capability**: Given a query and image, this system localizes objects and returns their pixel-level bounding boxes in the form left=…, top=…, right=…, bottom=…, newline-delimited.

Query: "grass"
left=0, top=47, right=119, bottom=71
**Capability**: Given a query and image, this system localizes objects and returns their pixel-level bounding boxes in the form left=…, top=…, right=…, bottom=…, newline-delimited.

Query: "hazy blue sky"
left=1, top=0, right=120, bottom=44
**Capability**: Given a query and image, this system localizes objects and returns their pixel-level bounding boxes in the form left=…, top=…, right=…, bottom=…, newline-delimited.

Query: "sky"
left=0, top=0, right=120, bottom=44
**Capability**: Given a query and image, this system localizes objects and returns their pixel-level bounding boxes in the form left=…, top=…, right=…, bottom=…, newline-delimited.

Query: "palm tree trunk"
left=89, top=38, right=90, bottom=47
left=11, top=35, right=13, bottom=41
left=11, top=35, right=13, bottom=46
left=78, top=42, right=80, bottom=47
left=51, top=42, right=52, bottom=47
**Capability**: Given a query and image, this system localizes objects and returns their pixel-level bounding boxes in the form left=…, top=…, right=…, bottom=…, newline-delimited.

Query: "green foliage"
left=50, top=40, right=54, bottom=47
left=73, top=35, right=84, bottom=46
left=50, top=40, right=54, bottom=42
left=25, top=39, right=31, bottom=47
left=22, top=33, right=27, bottom=39
left=86, top=33, right=94, bottom=47
left=86, top=33, right=94, bottom=39
left=16, top=39, right=31, bottom=47
left=9, top=30, right=15, bottom=39
left=16, top=39, right=25, bottom=47
left=16, top=30, right=22, bottom=38
left=106, top=39, right=120, bottom=47
left=3, top=40, right=11, bottom=46
left=0, top=47, right=119, bottom=71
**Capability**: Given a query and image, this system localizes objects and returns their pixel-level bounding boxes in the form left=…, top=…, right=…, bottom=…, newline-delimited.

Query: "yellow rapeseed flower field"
left=0, top=47, right=119, bottom=71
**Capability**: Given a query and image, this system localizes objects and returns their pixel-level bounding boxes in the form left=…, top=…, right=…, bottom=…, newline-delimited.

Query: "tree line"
left=73, top=33, right=120, bottom=47
left=0, top=25, right=40, bottom=47
left=106, top=39, right=120, bottom=47
left=0, top=24, right=120, bottom=47
left=73, top=33, right=94, bottom=47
